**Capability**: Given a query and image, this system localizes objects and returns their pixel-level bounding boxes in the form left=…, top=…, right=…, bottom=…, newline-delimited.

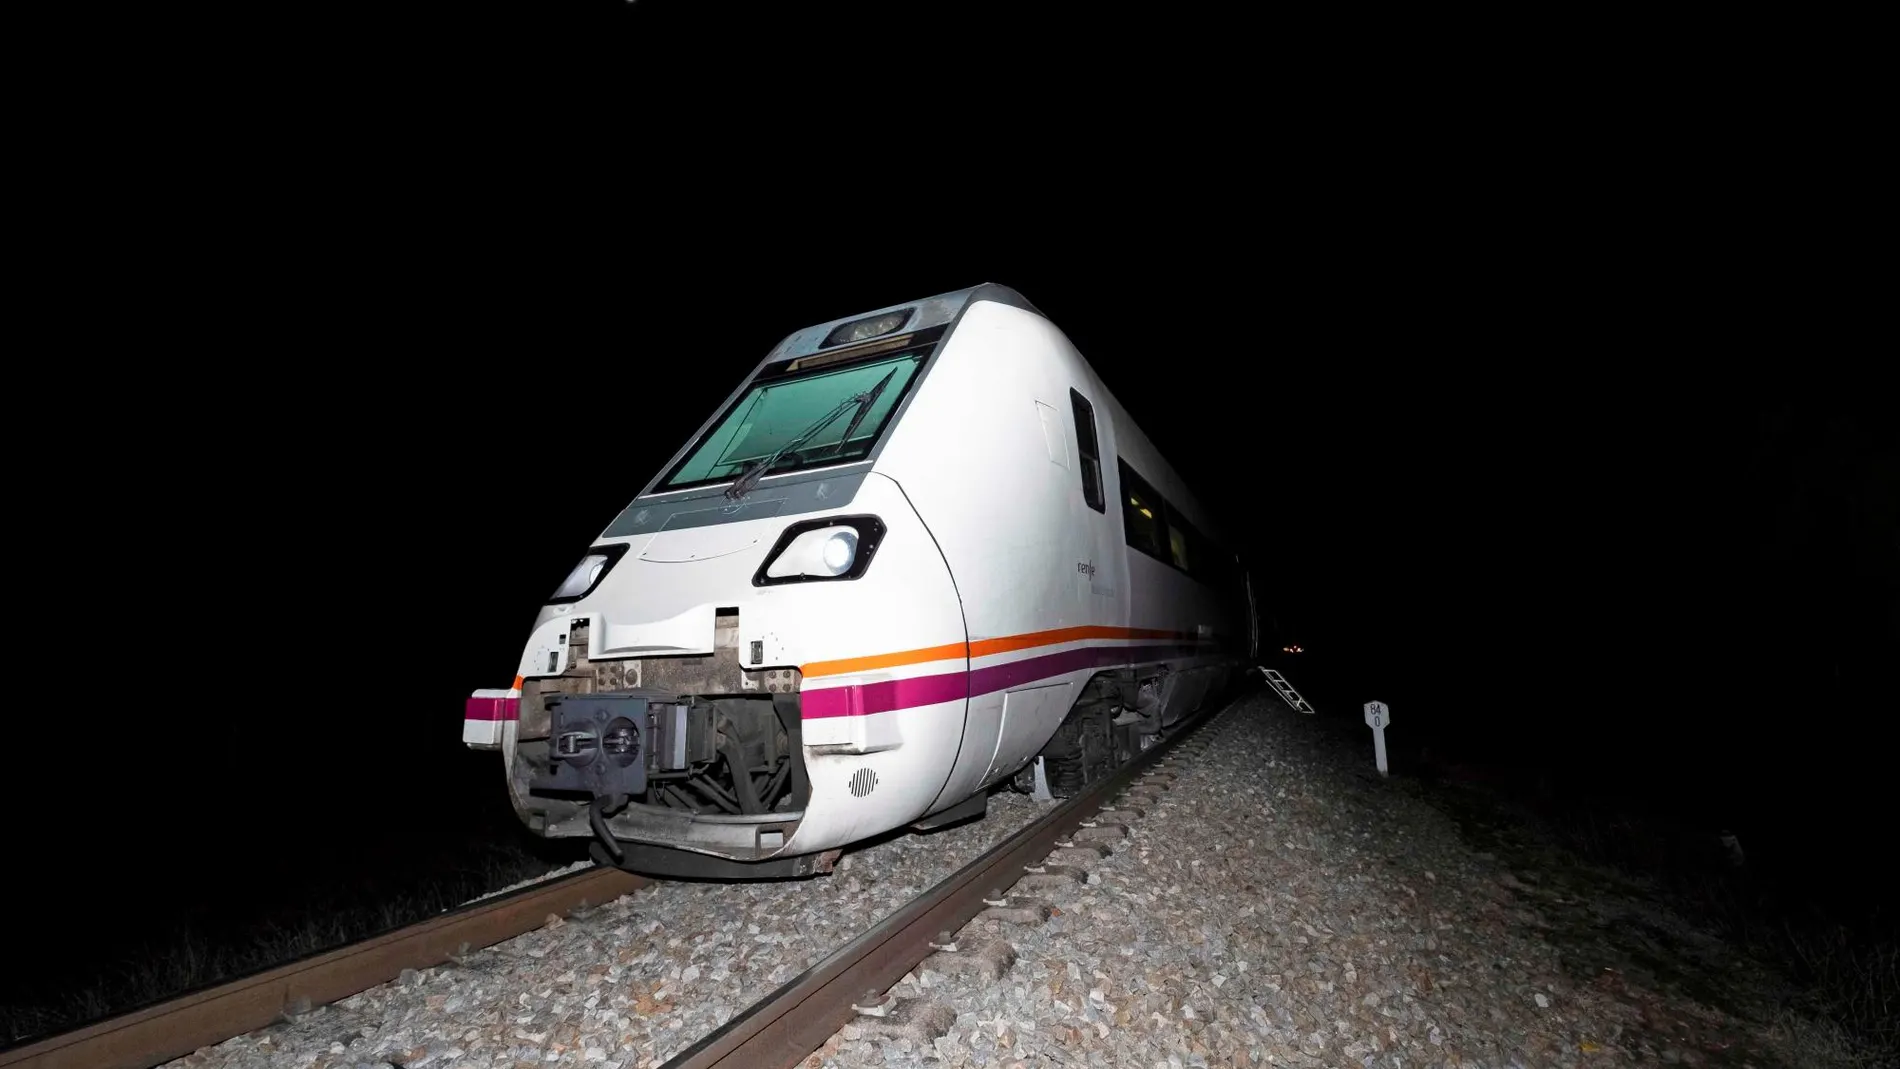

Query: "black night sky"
left=5, top=18, right=1892, bottom=1041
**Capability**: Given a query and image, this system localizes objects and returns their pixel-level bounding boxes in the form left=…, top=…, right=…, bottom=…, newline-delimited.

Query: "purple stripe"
left=801, top=671, right=968, bottom=718
left=465, top=695, right=519, bottom=722
left=801, top=643, right=1208, bottom=719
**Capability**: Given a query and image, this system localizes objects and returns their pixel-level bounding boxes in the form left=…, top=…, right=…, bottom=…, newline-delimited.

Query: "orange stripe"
left=970, top=625, right=1188, bottom=658
left=802, top=640, right=968, bottom=678
left=801, top=625, right=1202, bottom=679
left=512, top=675, right=524, bottom=690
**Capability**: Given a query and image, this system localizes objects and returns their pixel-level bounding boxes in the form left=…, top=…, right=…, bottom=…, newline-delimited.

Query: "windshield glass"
left=660, top=342, right=931, bottom=491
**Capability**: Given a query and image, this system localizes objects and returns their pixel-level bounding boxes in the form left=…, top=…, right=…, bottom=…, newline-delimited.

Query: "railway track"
left=0, top=868, right=650, bottom=1069
left=660, top=697, right=1233, bottom=1069
left=3, top=697, right=1236, bottom=1069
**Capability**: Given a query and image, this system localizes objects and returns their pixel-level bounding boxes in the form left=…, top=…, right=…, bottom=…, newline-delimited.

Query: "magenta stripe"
left=800, top=671, right=969, bottom=718
left=800, top=643, right=1208, bottom=719
left=465, top=696, right=519, bottom=722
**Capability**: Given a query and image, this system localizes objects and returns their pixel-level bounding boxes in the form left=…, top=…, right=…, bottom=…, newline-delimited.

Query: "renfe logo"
left=1077, top=560, right=1096, bottom=578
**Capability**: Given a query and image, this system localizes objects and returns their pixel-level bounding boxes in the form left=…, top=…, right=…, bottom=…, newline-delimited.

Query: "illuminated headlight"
left=755, top=516, right=885, bottom=585
left=820, top=529, right=857, bottom=574
left=763, top=527, right=857, bottom=579
left=555, top=555, right=608, bottom=598
left=548, top=543, right=628, bottom=603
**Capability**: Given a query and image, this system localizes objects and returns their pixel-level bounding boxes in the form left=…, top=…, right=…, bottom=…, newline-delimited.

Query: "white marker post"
left=1363, top=701, right=1391, bottom=776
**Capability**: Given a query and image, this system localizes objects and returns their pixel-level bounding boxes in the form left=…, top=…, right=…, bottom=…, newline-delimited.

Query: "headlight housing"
left=754, top=515, right=886, bottom=586
left=548, top=543, right=629, bottom=603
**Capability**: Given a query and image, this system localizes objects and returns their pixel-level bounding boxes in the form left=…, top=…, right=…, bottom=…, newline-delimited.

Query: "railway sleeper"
left=1016, top=868, right=1087, bottom=894
left=978, top=895, right=1053, bottom=925
left=1047, top=843, right=1111, bottom=864
left=846, top=997, right=958, bottom=1045
left=919, top=939, right=1018, bottom=982
left=1022, top=861, right=1089, bottom=881
left=1068, top=822, right=1129, bottom=843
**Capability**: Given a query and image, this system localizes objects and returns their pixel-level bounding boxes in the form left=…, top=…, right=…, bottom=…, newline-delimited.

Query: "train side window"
left=1069, top=390, right=1106, bottom=513
left=1165, top=505, right=1193, bottom=572
left=1118, top=458, right=1167, bottom=560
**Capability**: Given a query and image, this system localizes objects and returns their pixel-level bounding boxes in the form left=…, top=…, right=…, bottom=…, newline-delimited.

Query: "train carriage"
left=464, top=284, right=1259, bottom=877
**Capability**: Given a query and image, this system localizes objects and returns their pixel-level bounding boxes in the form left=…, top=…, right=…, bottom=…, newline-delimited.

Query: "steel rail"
left=1, top=867, right=649, bottom=1069
left=661, top=700, right=1230, bottom=1069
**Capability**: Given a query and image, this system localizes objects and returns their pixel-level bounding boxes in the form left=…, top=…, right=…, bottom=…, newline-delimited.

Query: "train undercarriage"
left=1017, top=664, right=1231, bottom=798
left=505, top=613, right=824, bottom=877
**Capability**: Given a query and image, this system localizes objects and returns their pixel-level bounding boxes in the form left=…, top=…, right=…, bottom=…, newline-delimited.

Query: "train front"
left=462, top=290, right=990, bottom=879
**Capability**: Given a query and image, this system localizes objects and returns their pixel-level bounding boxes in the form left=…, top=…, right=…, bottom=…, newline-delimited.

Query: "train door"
left=1067, top=388, right=1120, bottom=628
left=975, top=381, right=1113, bottom=786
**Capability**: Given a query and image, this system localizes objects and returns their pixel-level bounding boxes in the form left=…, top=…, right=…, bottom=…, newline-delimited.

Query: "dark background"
left=29, top=238, right=1889, bottom=935
left=5, top=4, right=1892, bottom=1027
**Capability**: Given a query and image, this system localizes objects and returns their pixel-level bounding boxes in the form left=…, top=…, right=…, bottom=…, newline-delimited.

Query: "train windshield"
left=659, top=340, right=931, bottom=491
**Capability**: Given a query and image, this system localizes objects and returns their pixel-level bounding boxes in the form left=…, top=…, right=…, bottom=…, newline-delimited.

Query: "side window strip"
left=1118, top=457, right=1168, bottom=559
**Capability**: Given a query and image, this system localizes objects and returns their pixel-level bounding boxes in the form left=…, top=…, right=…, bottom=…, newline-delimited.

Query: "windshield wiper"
left=831, top=364, right=898, bottom=456
left=725, top=367, right=899, bottom=500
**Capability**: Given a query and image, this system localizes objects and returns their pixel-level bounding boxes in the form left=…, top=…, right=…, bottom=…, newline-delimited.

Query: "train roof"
left=759, top=283, right=1041, bottom=369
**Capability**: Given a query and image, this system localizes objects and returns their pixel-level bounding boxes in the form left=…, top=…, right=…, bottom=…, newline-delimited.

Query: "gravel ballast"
left=808, top=695, right=1848, bottom=1069
left=165, top=690, right=1848, bottom=1069
left=163, top=791, right=1054, bottom=1069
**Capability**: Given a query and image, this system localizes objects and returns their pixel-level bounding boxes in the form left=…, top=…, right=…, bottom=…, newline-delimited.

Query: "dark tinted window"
left=1069, top=390, right=1105, bottom=513
left=1165, top=505, right=1193, bottom=571
left=1119, top=457, right=1236, bottom=592
left=1119, top=459, right=1168, bottom=559
left=1179, top=516, right=1229, bottom=589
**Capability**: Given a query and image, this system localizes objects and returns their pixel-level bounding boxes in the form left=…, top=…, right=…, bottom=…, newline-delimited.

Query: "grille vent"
left=848, top=768, right=878, bottom=798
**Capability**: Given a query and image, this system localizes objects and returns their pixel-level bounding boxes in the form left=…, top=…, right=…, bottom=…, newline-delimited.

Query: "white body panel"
left=502, top=472, right=969, bottom=858
left=478, top=285, right=1250, bottom=868
left=874, top=301, right=1234, bottom=808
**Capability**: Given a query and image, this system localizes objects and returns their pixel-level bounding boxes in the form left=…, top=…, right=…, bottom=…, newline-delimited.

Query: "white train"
left=464, top=284, right=1260, bottom=877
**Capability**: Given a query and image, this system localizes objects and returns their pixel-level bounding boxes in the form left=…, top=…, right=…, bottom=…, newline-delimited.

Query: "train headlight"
left=548, top=543, right=629, bottom=603
left=558, top=556, right=608, bottom=597
left=755, top=515, right=886, bottom=585
left=820, top=529, right=858, bottom=574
